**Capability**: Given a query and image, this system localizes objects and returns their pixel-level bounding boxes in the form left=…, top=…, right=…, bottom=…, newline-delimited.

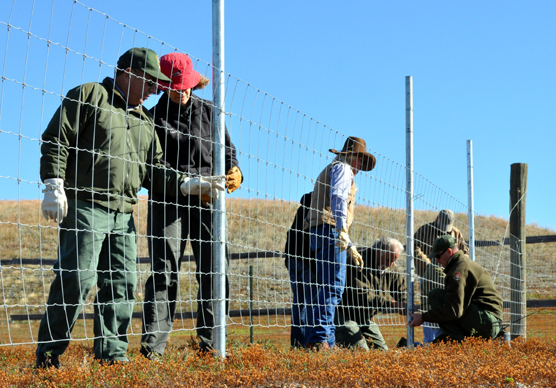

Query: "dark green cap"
left=117, top=47, right=171, bottom=82
left=429, top=235, right=456, bottom=259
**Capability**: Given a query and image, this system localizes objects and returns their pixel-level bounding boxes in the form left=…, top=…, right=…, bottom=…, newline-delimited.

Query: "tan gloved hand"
left=225, top=166, right=242, bottom=194
left=200, top=194, right=212, bottom=206
left=347, top=246, right=363, bottom=268
left=226, top=167, right=243, bottom=194
left=335, top=226, right=351, bottom=252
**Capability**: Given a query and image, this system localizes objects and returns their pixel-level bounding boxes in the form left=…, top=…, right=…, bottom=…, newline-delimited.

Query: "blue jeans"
left=423, top=325, right=442, bottom=343
left=420, top=278, right=442, bottom=343
left=287, top=258, right=316, bottom=348
left=305, top=225, right=347, bottom=347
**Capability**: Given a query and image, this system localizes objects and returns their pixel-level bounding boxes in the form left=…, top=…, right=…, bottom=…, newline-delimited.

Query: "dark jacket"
left=284, top=193, right=315, bottom=271
left=41, top=77, right=182, bottom=213
left=338, top=247, right=407, bottom=324
left=414, top=222, right=469, bottom=311
left=422, top=250, right=503, bottom=324
left=149, top=93, right=239, bottom=203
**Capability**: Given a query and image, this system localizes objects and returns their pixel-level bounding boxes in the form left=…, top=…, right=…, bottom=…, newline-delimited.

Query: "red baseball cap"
left=158, top=53, right=201, bottom=91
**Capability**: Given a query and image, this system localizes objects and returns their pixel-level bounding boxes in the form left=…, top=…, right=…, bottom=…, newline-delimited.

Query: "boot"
left=35, top=349, right=60, bottom=369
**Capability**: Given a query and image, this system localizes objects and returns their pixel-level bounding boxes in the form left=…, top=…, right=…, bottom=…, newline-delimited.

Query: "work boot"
left=35, top=349, right=60, bottom=369
left=306, top=342, right=330, bottom=352
left=140, top=344, right=162, bottom=362
left=395, top=337, right=408, bottom=348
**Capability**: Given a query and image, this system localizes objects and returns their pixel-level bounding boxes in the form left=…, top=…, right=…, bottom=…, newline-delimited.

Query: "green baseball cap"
left=117, top=47, right=171, bottom=82
left=429, top=235, right=456, bottom=260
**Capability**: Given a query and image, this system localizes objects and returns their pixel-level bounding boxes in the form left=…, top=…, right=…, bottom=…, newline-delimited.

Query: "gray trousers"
left=141, top=196, right=229, bottom=354
left=38, top=199, right=137, bottom=362
left=335, top=319, right=388, bottom=351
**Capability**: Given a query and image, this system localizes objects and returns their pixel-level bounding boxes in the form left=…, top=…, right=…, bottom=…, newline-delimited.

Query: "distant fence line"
left=4, top=235, right=554, bottom=267
left=7, top=234, right=556, bottom=322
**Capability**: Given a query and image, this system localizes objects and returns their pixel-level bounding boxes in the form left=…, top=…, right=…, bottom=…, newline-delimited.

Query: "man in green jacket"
left=335, top=237, right=406, bottom=350
left=409, top=235, right=503, bottom=343
left=36, top=47, right=225, bottom=368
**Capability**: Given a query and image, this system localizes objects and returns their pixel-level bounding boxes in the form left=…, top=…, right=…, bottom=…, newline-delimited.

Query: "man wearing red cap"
left=302, top=137, right=376, bottom=349
left=140, top=52, right=242, bottom=357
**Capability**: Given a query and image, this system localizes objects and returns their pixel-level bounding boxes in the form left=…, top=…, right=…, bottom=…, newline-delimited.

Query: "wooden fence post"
left=510, top=163, right=528, bottom=339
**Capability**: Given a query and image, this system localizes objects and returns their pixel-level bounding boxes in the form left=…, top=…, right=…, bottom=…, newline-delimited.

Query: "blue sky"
left=1, top=0, right=555, bottom=230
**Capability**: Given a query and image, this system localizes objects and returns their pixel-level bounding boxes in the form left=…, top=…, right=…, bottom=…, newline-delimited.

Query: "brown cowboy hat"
left=329, top=136, right=376, bottom=171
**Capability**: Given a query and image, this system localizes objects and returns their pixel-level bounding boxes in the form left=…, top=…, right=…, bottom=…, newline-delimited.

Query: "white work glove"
left=335, top=226, right=351, bottom=252
left=180, top=175, right=226, bottom=199
left=42, top=178, right=68, bottom=224
left=347, top=246, right=363, bottom=268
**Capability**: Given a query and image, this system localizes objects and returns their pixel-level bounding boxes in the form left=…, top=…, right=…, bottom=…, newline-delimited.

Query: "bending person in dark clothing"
left=284, top=192, right=316, bottom=348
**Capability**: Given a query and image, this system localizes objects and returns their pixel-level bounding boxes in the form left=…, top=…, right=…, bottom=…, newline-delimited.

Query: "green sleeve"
left=146, top=124, right=186, bottom=195
left=40, top=85, right=93, bottom=181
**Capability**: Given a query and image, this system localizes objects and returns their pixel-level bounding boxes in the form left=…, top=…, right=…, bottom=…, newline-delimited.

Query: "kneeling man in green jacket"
left=409, top=235, right=503, bottom=343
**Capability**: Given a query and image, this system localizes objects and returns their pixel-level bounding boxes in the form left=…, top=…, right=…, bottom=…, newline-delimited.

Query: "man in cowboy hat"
left=409, top=235, right=503, bottom=343
left=303, top=136, right=376, bottom=350
left=413, top=209, right=469, bottom=343
left=36, top=47, right=205, bottom=368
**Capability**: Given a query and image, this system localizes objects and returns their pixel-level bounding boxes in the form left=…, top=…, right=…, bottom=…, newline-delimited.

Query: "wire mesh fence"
left=0, top=0, right=545, bottom=351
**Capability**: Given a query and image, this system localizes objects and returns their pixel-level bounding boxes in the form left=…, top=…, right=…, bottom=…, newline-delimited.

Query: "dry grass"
left=1, top=199, right=556, bottom=386
left=1, top=198, right=555, bottom=320
left=0, top=337, right=555, bottom=387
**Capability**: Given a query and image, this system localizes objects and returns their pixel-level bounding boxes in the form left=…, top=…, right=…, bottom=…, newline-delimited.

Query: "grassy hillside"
left=0, top=198, right=555, bottom=343
left=3, top=197, right=554, bottom=259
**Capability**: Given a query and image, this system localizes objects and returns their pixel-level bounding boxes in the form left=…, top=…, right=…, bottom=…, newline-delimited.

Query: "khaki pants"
left=335, top=319, right=388, bottom=351
left=37, top=199, right=137, bottom=362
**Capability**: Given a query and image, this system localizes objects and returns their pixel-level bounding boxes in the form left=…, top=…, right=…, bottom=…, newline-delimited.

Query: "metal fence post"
left=467, top=140, right=475, bottom=261
left=405, top=76, right=415, bottom=346
left=510, top=163, right=528, bottom=339
left=212, top=0, right=227, bottom=358
left=249, top=265, right=254, bottom=344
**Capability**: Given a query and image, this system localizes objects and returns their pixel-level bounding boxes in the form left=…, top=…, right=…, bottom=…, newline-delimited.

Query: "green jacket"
left=422, top=251, right=503, bottom=324
left=40, top=77, right=183, bottom=213
left=337, top=247, right=406, bottom=324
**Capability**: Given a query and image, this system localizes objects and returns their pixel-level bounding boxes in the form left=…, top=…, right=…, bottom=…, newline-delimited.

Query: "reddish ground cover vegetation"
left=0, top=308, right=554, bottom=387
left=0, top=337, right=555, bottom=387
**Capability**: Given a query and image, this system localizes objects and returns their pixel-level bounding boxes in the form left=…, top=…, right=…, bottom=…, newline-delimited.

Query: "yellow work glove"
left=226, top=166, right=242, bottom=194
left=200, top=194, right=212, bottom=206
left=335, top=226, right=351, bottom=252
left=347, top=246, right=363, bottom=268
